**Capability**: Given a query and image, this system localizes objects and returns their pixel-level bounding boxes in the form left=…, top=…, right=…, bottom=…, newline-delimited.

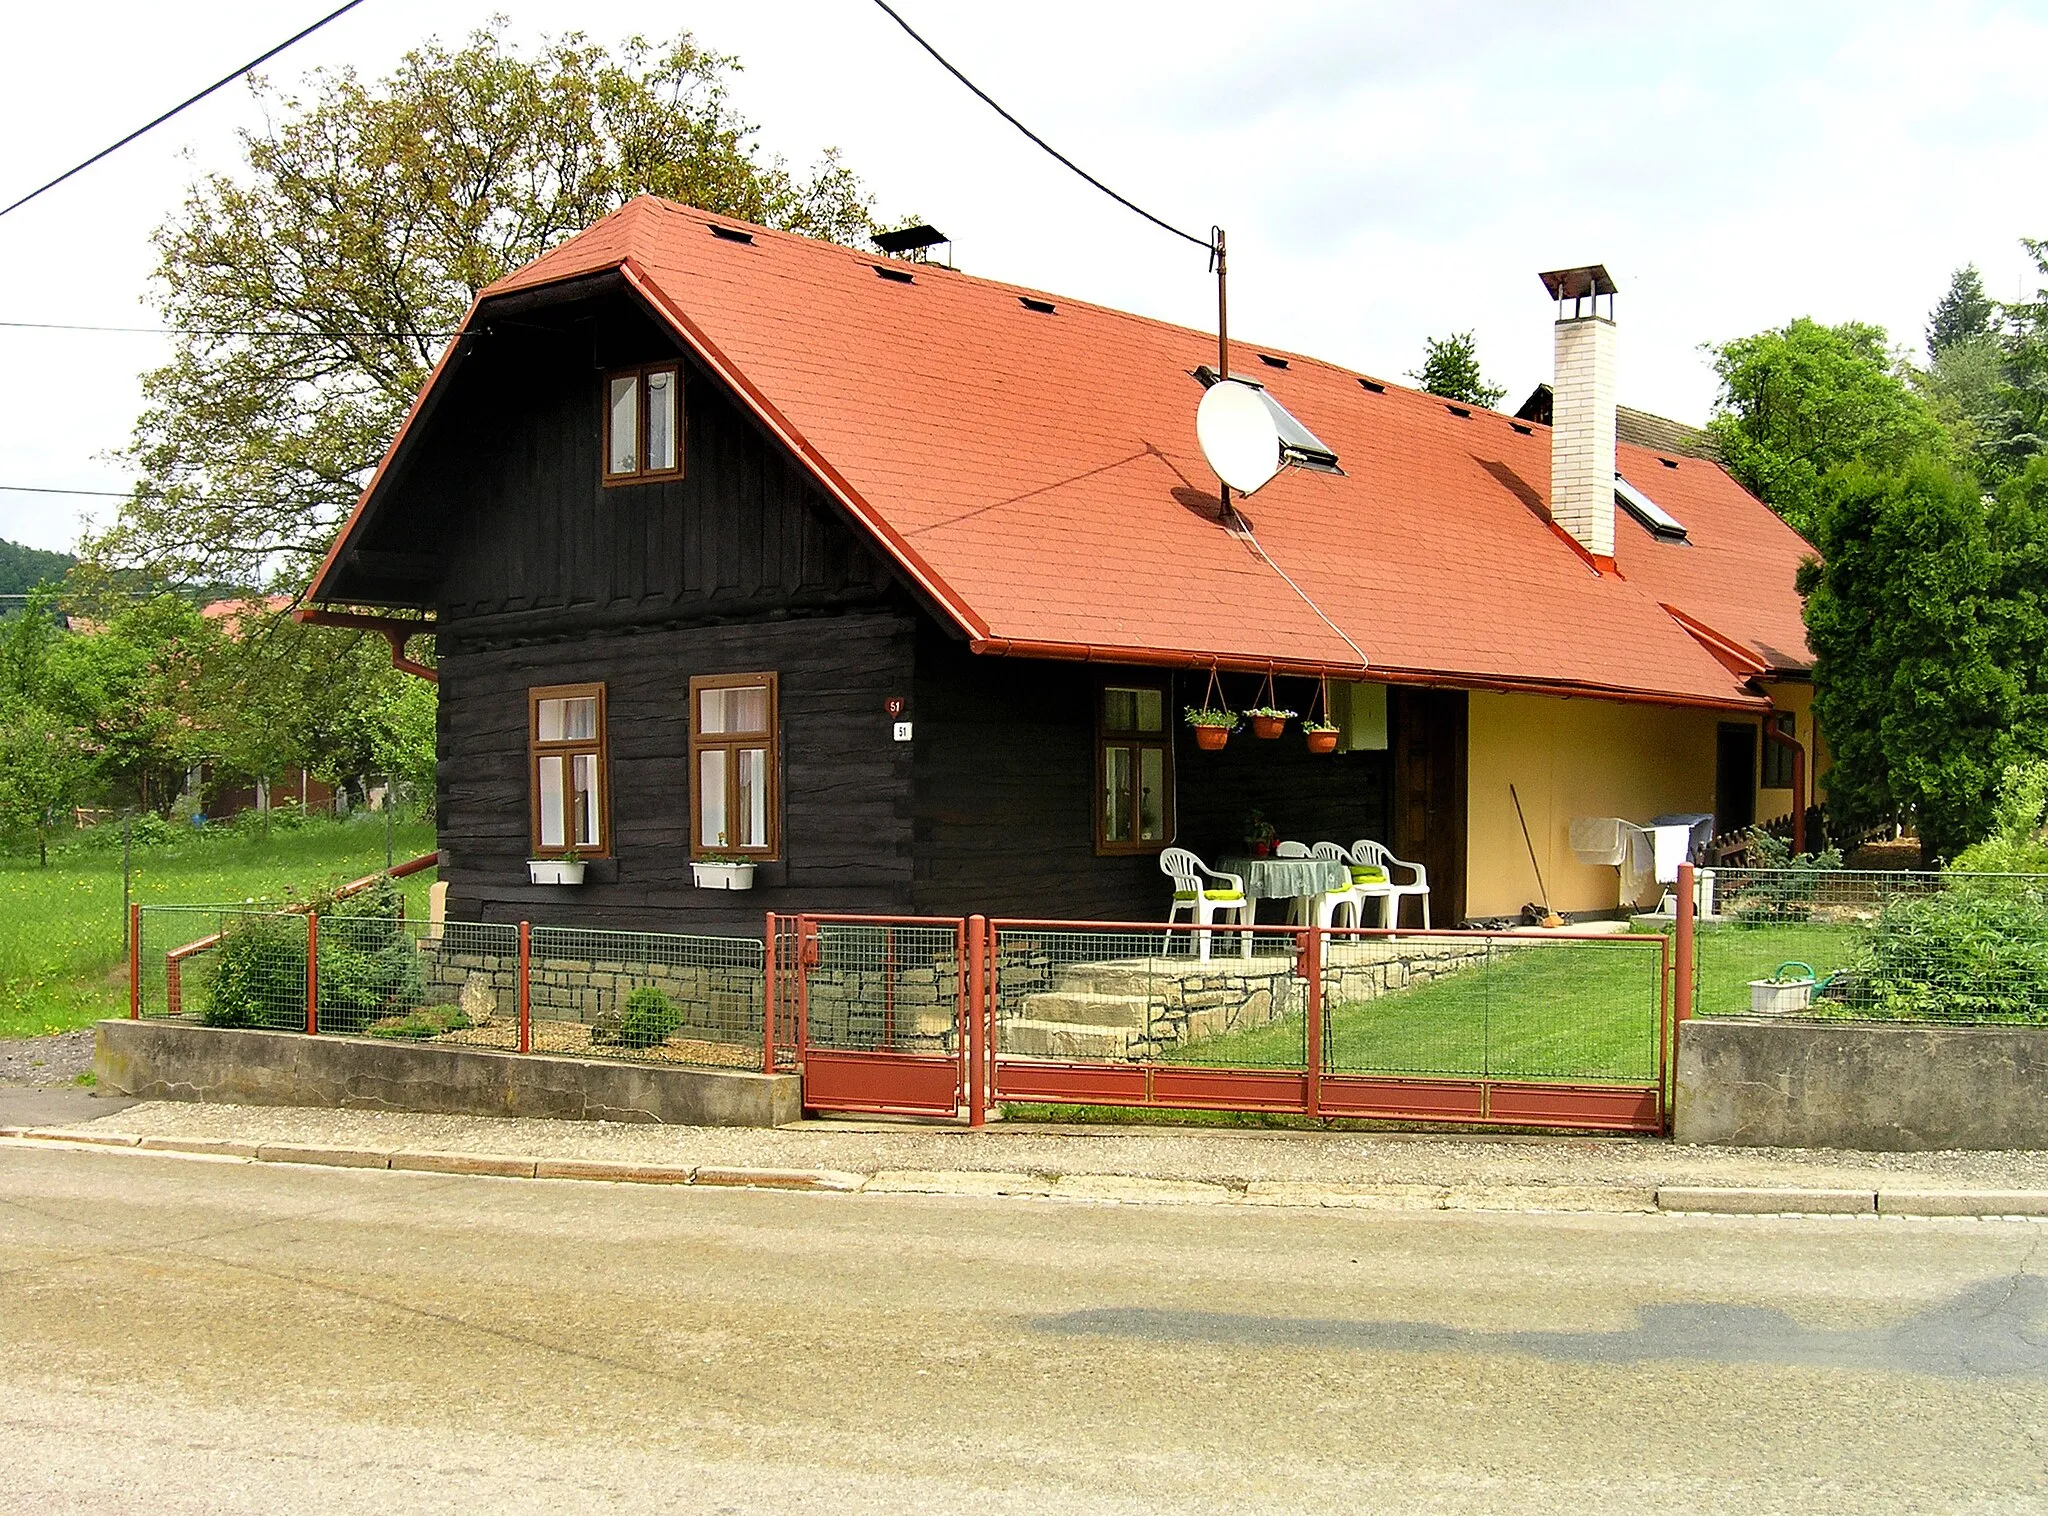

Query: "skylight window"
left=1616, top=474, right=1687, bottom=541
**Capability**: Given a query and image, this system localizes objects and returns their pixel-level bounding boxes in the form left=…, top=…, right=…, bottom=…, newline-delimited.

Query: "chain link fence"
left=135, top=905, right=766, bottom=1070
left=1695, top=867, right=2048, bottom=1024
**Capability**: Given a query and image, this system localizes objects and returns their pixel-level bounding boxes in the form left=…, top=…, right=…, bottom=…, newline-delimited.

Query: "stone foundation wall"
left=416, top=939, right=764, bottom=1035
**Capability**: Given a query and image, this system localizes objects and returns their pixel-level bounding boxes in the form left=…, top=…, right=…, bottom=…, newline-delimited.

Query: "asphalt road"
left=2, top=1144, right=2043, bottom=1513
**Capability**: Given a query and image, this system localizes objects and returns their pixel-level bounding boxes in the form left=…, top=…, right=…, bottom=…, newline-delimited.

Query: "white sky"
left=2, top=0, right=2044, bottom=554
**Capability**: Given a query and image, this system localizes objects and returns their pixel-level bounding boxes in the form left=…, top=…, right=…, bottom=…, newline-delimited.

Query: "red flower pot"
left=1250, top=839, right=1273, bottom=858
left=1193, top=724, right=1230, bottom=751
left=1305, top=729, right=1338, bottom=754
left=1250, top=715, right=1285, bottom=740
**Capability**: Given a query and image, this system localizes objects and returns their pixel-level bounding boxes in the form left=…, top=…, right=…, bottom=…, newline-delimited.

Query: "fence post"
left=305, top=913, right=319, bottom=1036
left=518, top=920, right=532, bottom=1055
left=129, top=904, right=142, bottom=1019
left=966, top=916, right=988, bottom=1129
left=762, top=911, right=778, bottom=1076
left=1675, top=862, right=1696, bottom=1028
left=1303, top=926, right=1323, bottom=1119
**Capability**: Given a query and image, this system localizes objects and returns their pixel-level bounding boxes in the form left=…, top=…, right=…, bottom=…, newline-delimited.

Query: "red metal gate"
left=770, top=913, right=976, bottom=1119
left=775, top=912, right=1675, bottom=1134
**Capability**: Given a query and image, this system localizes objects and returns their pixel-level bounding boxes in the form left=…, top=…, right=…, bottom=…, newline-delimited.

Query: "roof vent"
left=1659, top=456, right=1680, bottom=469
left=1258, top=353, right=1289, bottom=369
left=1615, top=474, right=1687, bottom=541
left=1510, top=421, right=1535, bottom=436
left=1358, top=378, right=1386, bottom=394
left=873, top=264, right=916, bottom=285
left=707, top=223, right=754, bottom=244
left=1445, top=404, right=1472, bottom=419
left=1019, top=296, right=1056, bottom=314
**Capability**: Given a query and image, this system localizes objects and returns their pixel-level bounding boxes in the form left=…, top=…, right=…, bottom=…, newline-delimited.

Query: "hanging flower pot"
left=1192, top=723, right=1230, bottom=751
left=1245, top=708, right=1293, bottom=740
left=1185, top=668, right=1238, bottom=751
left=1304, top=723, right=1339, bottom=754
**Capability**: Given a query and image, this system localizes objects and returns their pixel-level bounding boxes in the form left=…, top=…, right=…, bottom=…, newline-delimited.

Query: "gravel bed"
left=0, top=1032, right=96, bottom=1088
left=73, top=1099, right=2048, bottom=1192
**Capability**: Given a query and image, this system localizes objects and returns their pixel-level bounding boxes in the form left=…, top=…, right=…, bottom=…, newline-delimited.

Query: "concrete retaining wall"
left=1675, top=1016, right=2048, bottom=1151
left=95, top=1019, right=800, bottom=1127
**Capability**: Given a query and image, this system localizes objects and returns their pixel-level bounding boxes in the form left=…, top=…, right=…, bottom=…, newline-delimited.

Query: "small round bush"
left=615, top=985, right=683, bottom=1049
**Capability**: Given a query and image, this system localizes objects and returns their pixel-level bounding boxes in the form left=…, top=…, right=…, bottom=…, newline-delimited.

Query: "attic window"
left=1445, top=404, right=1472, bottom=419
left=1019, top=296, right=1056, bottom=314
left=1258, top=353, right=1289, bottom=368
left=1659, top=457, right=1680, bottom=469
left=708, top=224, right=754, bottom=244
left=603, top=365, right=682, bottom=484
left=1358, top=378, right=1386, bottom=394
left=1615, top=474, right=1687, bottom=541
left=874, top=264, right=915, bottom=284
left=1510, top=422, right=1535, bottom=436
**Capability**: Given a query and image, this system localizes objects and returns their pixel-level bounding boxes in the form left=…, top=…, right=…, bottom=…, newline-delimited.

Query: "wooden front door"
left=1390, top=688, right=1468, bottom=928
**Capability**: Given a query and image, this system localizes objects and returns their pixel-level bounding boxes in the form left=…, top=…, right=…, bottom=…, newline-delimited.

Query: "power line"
left=0, top=319, right=457, bottom=339
left=0, top=0, right=370, bottom=221
left=1, top=484, right=337, bottom=507
left=866, top=0, right=1212, bottom=255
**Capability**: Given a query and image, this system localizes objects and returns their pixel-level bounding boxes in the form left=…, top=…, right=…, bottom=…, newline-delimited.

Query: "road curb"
left=1658, top=1186, right=1875, bottom=1215
left=255, top=1142, right=395, bottom=1169
left=1877, top=1189, right=2048, bottom=1217
left=392, top=1150, right=541, bottom=1179
left=532, top=1158, right=696, bottom=1184
left=693, top=1165, right=867, bottom=1192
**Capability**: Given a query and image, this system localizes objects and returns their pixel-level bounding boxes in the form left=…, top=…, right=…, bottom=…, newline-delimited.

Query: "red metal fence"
left=773, top=907, right=1683, bottom=1134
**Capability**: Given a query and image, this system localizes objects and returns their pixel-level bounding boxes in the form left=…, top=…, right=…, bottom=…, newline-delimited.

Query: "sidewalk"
left=9, top=1096, right=2048, bottom=1215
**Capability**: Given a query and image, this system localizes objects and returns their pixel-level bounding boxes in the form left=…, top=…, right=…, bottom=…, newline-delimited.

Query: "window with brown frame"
left=1761, top=710, right=1799, bottom=789
left=1096, top=682, right=1174, bottom=854
left=529, top=684, right=609, bottom=857
left=689, top=673, right=779, bottom=858
left=602, top=363, right=682, bottom=484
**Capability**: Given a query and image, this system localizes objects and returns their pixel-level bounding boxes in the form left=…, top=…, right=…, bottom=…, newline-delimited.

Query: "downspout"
left=1763, top=721, right=1806, bottom=854
left=382, top=629, right=438, bottom=685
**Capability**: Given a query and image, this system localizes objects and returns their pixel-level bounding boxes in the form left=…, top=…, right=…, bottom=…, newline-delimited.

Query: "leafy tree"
left=0, top=702, right=90, bottom=865
left=1707, top=318, right=1950, bottom=539
left=1927, top=264, right=1994, bottom=357
left=0, top=539, right=74, bottom=598
left=89, top=23, right=879, bottom=590
left=1798, top=454, right=2019, bottom=860
left=1980, top=238, right=2048, bottom=477
left=1409, top=331, right=1506, bottom=409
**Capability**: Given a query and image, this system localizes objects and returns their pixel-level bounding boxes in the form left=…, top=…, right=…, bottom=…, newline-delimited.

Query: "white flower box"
left=692, top=861, right=756, bottom=890
left=1749, top=973, right=1815, bottom=1015
left=527, top=859, right=586, bottom=886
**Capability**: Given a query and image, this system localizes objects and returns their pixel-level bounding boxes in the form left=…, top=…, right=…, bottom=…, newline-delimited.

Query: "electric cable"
left=0, top=319, right=456, bottom=339
left=0, top=0, right=369, bottom=221
left=866, top=0, right=1212, bottom=254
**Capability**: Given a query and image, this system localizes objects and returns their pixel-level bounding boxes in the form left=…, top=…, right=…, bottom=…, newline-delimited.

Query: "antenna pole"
left=1213, top=225, right=1231, bottom=517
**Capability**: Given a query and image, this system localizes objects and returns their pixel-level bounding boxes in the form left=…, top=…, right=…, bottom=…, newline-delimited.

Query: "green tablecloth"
left=1217, top=856, right=1350, bottom=901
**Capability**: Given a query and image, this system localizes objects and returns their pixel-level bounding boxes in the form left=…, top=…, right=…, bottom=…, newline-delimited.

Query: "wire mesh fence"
left=1319, top=931, right=1666, bottom=1084
left=803, top=922, right=964, bottom=1054
left=992, top=924, right=1309, bottom=1071
left=1694, top=868, right=2048, bottom=1025
left=135, top=905, right=766, bottom=1069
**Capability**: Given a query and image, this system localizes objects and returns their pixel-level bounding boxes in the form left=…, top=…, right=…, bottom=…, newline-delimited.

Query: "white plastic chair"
left=1351, top=839, right=1431, bottom=931
left=1275, top=840, right=1314, bottom=924
left=1161, top=847, right=1250, bottom=962
left=1310, top=841, right=1389, bottom=929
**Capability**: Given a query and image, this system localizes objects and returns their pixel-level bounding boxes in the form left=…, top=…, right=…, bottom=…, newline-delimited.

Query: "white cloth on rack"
left=1621, top=823, right=1657, bottom=901
left=1652, top=824, right=1694, bottom=884
left=1569, top=816, right=1626, bottom=866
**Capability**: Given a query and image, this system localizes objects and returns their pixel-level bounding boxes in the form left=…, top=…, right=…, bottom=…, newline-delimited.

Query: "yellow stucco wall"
left=1465, top=692, right=1720, bottom=919
left=1756, top=678, right=1829, bottom=822
left=1464, top=686, right=1827, bottom=919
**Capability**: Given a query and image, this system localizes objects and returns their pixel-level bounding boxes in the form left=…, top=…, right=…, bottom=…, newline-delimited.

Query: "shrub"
left=203, top=912, right=308, bottom=1028
left=1851, top=881, right=2048, bottom=1022
left=366, top=1004, right=472, bottom=1040
left=1731, top=828, right=1844, bottom=922
left=614, top=985, right=682, bottom=1049
left=1950, top=761, right=2048, bottom=875
left=199, top=876, right=423, bottom=1033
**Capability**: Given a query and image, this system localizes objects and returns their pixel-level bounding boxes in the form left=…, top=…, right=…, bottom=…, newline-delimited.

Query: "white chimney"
left=1541, top=265, right=1618, bottom=563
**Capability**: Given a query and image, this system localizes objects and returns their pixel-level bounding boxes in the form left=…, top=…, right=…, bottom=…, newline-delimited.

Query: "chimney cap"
left=1539, top=264, right=1618, bottom=301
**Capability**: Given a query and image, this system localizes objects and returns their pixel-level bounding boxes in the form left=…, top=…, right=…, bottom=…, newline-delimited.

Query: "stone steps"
left=1054, top=958, right=1297, bottom=997
left=1016, top=991, right=1152, bottom=1029
left=998, top=1018, right=1140, bottom=1059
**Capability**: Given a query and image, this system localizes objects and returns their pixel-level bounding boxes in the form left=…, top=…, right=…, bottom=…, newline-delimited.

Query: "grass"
left=0, top=818, right=437, bottom=1039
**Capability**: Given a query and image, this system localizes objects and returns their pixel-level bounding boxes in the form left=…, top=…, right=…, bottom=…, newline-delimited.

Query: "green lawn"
left=1160, top=922, right=1866, bottom=1084
left=0, top=819, right=437, bottom=1038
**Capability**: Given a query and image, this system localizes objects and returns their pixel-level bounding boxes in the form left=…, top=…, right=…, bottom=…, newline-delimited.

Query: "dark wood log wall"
left=439, top=613, right=915, bottom=934
left=912, top=626, right=1393, bottom=923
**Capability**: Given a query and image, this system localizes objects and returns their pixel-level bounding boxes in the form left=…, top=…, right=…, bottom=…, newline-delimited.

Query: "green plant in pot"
left=1244, top=706, right=1295, bottom=740
left=1301, top=718, right=1339, bottom=754
left=1244, top=808, right=1278, bottom=857
left=1184, top=706, right=1237, bottom=751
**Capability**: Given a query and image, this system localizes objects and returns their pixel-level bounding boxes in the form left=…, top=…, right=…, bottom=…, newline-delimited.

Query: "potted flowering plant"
left=528, top=846, right=586, bottom=886
left=1243, top=809, right=1278, bottom=858
left=1183, top=706, right=1237, bottom=751
left=1302, top=718, right=1340, bottom=755
left=691, top=854, right=757, bottom=890
left=1244, top=706, right=1295, bottom=740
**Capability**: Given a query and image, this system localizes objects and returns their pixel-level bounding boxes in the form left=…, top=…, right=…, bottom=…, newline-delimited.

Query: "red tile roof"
left=328, top=196, right=1816, bottom=711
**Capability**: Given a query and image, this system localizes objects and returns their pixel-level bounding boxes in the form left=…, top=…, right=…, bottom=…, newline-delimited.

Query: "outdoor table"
left=1219, top=855, right=1351, bottom=928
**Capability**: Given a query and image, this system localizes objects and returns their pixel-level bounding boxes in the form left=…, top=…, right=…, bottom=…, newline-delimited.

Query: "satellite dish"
left=1197, top=378, right=1283, bottom=495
